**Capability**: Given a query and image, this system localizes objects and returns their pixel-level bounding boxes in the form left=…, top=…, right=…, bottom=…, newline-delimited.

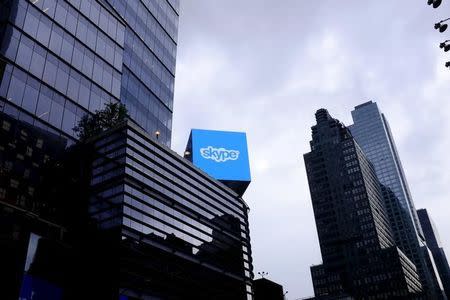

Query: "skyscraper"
left=304, top=109, right=422, bottom=299
left=418, top=209, right=450, bottom=297
left=349, top=101, right=445, bottom=298
left=0, top=0, right=178, bottom=145
left=0, top=2, right=256, bottom=298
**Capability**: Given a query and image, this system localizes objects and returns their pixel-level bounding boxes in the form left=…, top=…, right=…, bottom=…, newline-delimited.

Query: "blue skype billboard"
left=188, top=129, right=251, bottom=184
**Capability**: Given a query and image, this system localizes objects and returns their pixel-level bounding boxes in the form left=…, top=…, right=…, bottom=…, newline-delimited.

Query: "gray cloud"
left=172, top=1, right=450, bottom=298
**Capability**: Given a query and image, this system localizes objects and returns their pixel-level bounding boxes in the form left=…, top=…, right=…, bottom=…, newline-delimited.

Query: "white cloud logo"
left=200, top=146, right=240, bottom=163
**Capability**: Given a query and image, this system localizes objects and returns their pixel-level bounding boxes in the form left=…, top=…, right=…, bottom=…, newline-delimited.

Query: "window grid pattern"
left=19, top=1, right=124, bottom=96
left=109, top=0, right=177, bottom=73
left=304, top=109, right=422, bottom=298
left=0, top=0, right=126, bottom=139
left=107, top=0, right=179, bottom=147
left=2, top=25, right=119, bottom=110
left=349, top=102, right=436, bottom=293
left=88, top=123, right=253, bottom=286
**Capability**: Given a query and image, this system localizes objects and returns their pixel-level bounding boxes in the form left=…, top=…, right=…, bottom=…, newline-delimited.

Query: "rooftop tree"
left=73, top=102, right=128, bottom=141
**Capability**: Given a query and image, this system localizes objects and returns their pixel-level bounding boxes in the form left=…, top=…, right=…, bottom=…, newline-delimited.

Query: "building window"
left=10, top=179, right=19, bottom=188
left=2, top=120, right=11, bottom=131
left=26, top=146, right=33, bottom=157
left=4, top=161, right=13, bottom=171
left=36, top=138, right=44, bottom=149
left=20, top=129, right=28, bottom=140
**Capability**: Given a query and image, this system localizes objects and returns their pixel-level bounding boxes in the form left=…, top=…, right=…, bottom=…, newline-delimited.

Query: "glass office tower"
left=107, top=0, right=178, bottom=146
left=349, top=101, right=445, bottom=298
left=0, top=0, right=178, bottom=146
left=304, top=109, right=422, bottom=298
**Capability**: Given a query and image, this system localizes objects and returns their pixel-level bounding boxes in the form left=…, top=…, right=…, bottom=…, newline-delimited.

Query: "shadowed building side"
left=87, top=120, right=254, bottom=299
left=349, top=101, right=445, bottom=298
left=253, top=278, right=284, bottom=300
left=304, top=109, right=422, bottom=299
left=418, top=209, right=450, bottom=297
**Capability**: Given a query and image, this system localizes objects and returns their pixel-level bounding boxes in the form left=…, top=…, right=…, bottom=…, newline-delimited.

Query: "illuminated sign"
left=200, top=146, right=240, bottom=163
left=188, top=129, right=251, bottom=183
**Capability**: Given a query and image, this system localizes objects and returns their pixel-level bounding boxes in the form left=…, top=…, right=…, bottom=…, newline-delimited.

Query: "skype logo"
left=200, top=146, right=240, bottom=163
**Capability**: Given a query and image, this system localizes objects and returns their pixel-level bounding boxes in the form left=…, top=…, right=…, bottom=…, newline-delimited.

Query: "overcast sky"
left=171, top=1, right=450, bottom=298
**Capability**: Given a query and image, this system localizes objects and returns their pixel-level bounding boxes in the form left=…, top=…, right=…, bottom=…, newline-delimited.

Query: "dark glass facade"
left=0, top=1, right=258, bottom=299
left=0, top=111, right=67, bottom=215
left=0, top=0, right=125, bottom=141
left=108, top=0, right=178, bottom=146
left=418, top=209, right=450, bottom=297
left=349, top=101, right=445, bottom=298
left=0, top=110, right=76, bottom=299
left=0, top=0, right=178, bottom=146
left=304, top=109, right=422, bottom=299
left=88, top=120, right=254, bottom=299
left=0, top=111, right=255, bottom=299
